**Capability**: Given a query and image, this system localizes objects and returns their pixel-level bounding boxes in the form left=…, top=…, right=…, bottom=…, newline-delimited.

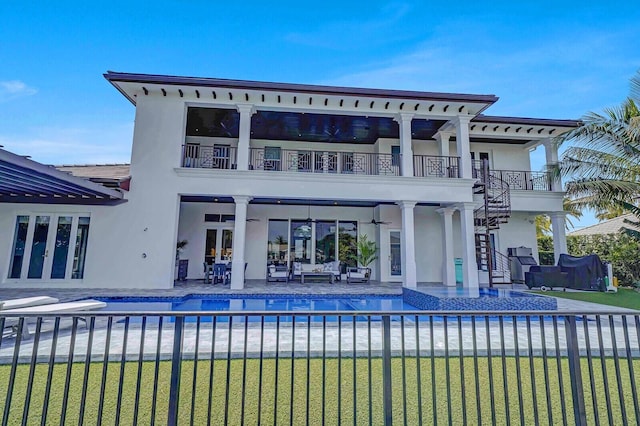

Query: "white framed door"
left=6, top=214, right=87, bottom=282
left=204, top=226, right=234, bottom=264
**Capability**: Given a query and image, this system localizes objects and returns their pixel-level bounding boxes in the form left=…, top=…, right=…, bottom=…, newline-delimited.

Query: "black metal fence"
left=1, top=311, right=639, bottom=425
left=413, top=155, right=460, bottom=178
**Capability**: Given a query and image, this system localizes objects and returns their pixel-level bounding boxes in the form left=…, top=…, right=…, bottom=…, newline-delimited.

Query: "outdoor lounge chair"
left=2, top=299, right=106, bottom=339
left=346, top=267, right=370, bottom=284
left=267, top=265, right=289, bottom=283
left=0, top=296, right=59, bottom=310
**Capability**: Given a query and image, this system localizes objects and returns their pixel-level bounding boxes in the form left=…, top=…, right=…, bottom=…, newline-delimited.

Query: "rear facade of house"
left=0, top=72, right=576, bottom=289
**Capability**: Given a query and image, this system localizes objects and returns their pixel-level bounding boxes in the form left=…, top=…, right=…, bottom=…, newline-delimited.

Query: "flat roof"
left=104, top=71, right=500, bottom=105
left=0, top=149, right=125, bottom=205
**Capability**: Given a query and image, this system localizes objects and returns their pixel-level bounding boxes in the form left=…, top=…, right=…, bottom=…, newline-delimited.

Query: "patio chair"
left=267, top=265, right=289, bottom=283
left=346, top=267, right=370, bottom=284
left=212, top=263, right=229, bottom=285
left=203, top=262, right=214, bottom=283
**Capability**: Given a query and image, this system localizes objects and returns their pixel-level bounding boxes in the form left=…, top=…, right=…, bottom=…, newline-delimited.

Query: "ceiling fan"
left=361, top=213, right=389, bottom=226
left=304, top=204, right=316, bottom=223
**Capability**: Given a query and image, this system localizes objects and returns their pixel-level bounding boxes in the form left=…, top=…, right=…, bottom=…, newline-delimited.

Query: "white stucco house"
left=0, top=72, right=577, bottom=290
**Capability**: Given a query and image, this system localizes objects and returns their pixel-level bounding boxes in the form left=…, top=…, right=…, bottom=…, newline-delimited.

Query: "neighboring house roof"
left=0, top=148, right=125, bottom=205
left=568, top=214, right=640, bottom=236
left=55, top=164, right=131, bottom=189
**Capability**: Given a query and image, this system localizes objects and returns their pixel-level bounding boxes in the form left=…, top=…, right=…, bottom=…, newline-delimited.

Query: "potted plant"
left=354, top=234, right=378, bottom=278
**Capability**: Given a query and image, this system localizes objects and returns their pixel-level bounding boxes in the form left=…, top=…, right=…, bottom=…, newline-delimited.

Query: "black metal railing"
left=249, top=148, right=400, bottom=176
left=413, top=155, right=460, bottom=178
left=472, top=161, right=552, bottom=191
left=1, top=310, right=638, bottom=425
left=182, top=145, right=238, bottom=169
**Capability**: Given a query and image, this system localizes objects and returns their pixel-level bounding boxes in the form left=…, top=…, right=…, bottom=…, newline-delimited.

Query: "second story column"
left=549, top=212, right=568, bottom=264
left=397, top=201, right=418, bottom=288
left=231, top=195, right=252, bottom=289
left=453, top=115, right=473, bottom=179
left=434, top=130, right=454, bottom=157
left=236, top=104, right=255, bottom=171
left=395, top=113, right=414, bottom=177
left=543, top=138, right=562, bottom=191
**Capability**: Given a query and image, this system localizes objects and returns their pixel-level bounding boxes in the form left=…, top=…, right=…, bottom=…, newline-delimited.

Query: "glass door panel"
left=291, top=221, right=312, bottom=263
left=315, top=221, right=336, bottom=263
left=27, top=216, right=50, bottom=279
left=205, top=229, right=217, bottom=265
left=389, top=231, right=402, bottom=276
left=8, top=216, right=30, bottom=279
left=221, top=229, right=233, bottom=262
left=72, top=217, right=91, bottom=279
left=50, top=216, right=73, bottom=279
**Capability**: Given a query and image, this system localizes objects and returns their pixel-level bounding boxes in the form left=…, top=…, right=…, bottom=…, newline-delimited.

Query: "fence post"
left=565, top=315, right=587, bottom=426
left=168, top=316, right=184, bottom=426
left=382, top=315, right=393, bottom=425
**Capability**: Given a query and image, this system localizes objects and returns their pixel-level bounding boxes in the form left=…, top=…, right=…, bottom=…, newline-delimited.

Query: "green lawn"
left=1, top=356, right=637, bottom=425
left=534, top=288, right=640, bottom=310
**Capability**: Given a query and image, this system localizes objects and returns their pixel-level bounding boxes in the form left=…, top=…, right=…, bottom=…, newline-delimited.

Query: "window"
left=338, top=221, right=358, bottom=268
left=212, top=144, right=230, bottom=169
left=51, top=216, right=73, bottom=279
left=267, top=220, right=289, bottom=265
left=315, top=221, right=336, bottom=263
left=391, top=145, right=400, bottom=167
left=290, top=220, right=312, bottom=263
left=263, top=146, right=281, bottom=171
left=8, top=216, right=29, bottom=279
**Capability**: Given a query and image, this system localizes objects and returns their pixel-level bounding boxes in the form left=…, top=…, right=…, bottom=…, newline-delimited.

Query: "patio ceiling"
left=180, top=196, right=439, bottom=207
left=0, top=148, right=125, bottom=205
left=187, top=107, right=448, bottom=144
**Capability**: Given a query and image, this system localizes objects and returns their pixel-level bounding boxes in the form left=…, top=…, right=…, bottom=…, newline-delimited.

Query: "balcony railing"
left=0, top=310, right=638, bottom=425
left=472, top=161, right=553, bottom=191
left=249, top=148, right=400, bottom=176
left=182, top=145, right=237, bottom=169
left=414, top=155, right=460, bottom=178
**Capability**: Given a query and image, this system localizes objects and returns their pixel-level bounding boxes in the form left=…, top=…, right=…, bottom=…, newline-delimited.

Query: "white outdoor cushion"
left=0, top=296, right=59, bottom=310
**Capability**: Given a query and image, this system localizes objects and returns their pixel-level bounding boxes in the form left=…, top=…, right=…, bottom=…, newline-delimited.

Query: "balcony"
left=181, top=145, right=461, bottom=178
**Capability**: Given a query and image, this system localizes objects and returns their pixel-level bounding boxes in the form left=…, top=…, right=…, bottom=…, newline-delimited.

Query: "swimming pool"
left=97, top=294, right=417, bottom=313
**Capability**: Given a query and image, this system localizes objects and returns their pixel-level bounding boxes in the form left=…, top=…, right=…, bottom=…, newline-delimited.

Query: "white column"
left=550, top=212, right=568, bottom=264
left=395, top=113, right=414, bottom=177
left=231, top=195, right=252, bottom=289
left=434, top=131, right=453, bottom=157
left=236, top=104, right=255, bottom=171
left=398, top=201, right=418, bottom=288
left=453, top=115, right=472, bottom=179
left=436, top=207, right=456, bottom=286
left=543, top=138, right=562, bottom=191
left=458, top=202, right=479, bottom=288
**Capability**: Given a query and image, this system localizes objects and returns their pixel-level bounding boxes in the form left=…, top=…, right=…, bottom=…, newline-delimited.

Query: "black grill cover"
left=558, top=254, right=607, bottom=291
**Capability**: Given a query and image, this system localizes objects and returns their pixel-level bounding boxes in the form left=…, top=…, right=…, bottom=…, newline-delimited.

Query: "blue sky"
left=1, top=1, right=639, bottom=228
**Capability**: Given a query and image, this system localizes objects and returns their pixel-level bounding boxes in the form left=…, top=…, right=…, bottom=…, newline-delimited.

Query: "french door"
left=7, top=214, right=90, bottom=281
left=204, top=227, right=233, bottom=264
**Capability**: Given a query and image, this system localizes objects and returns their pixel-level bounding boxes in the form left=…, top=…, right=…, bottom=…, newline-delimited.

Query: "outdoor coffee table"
left=300, top=271, right=334, bottom=284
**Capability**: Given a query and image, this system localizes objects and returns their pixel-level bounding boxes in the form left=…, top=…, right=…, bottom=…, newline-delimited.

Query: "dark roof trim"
left=473, top=114, right=580, bottom=127
left=0, top=148, right=125, bottom=205
left=104, top=71, right=499, bottom=106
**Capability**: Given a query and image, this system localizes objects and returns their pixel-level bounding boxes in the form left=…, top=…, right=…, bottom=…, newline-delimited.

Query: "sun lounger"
left=0, top=296, right=59, bottom=310
left=2, top=299, right=106, bottom=339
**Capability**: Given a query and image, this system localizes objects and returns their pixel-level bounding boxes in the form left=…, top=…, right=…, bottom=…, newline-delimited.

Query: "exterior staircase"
left=473, top=160, right=512, bottom=286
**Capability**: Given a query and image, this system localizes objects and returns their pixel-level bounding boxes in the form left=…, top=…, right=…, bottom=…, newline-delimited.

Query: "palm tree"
left=558, top=70, right=640, bottom=236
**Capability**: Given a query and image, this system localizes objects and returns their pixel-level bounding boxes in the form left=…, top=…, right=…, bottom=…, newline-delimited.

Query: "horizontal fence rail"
left=182, top=145, right=238, bottom=169
left=1, top=310, right=639, bottom=425
left=413, top=155, right=460, bottom=178
left=249, top=148, right=400, bottom=176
